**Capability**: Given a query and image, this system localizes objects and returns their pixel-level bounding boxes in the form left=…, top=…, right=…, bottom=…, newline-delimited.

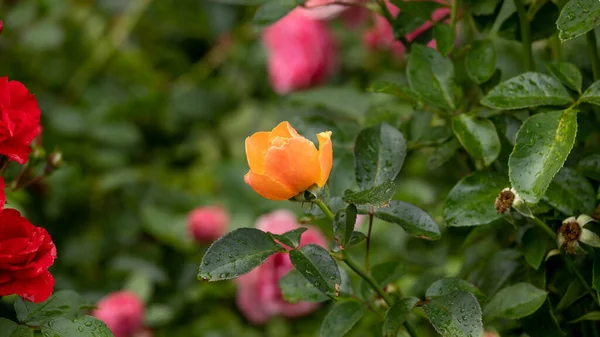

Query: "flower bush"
left=1, top=0, right=600, bottom=336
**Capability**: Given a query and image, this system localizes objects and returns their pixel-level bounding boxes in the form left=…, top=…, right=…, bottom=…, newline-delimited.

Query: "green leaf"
left=383, top=297, right=419, bottom=337
left=522, top=300, right=565, bottom=337
left=374, top=200, right=441, bottom=240
left=40, top=316, right=113, bottom=337
left=547, top=62, right=582, bottom=93
left=580, top=80, right=600, bottom=106
left=481, top=72, right=573, bottom=109
left=463, top=0, right=502, bottom=15
left=521, top=227, right=548, bottom=270
left=354, top=123, right=407, bottom=190
left=332, top=204, right=358, bottom=248
left=443, top=171, right=509, bottom=227
left=407, top=44, right=461, bottom=110
left=428, top=138, right=460, bottom=170
left=343, top=181, right=396, bottom=207
left=7, top=326, right=31, bottom=337
left=556, top=0, right=600, bottom=41
left=569, top=311, right=600, bottom=323
left=14, top=290, right=83, bottom=326
left=452, top=114, right=501, bottom=166
left=542, top=167, right=596, bottom=215
left=320, top=301, right=366, bottom=337
left=484, top=283, right=547, bottom=319
left=465, top=40, right=497, bottom=84
left=426, top=278, right=486, bottom=301
left=368, top=81, right=420, bottom=105
left=253, top=0, right=297, bottom=28
left=433, top=24, right=454, bottom=56
left=348, top=231, right=367, bottom=247
left=198, top=228, right=285, bottom=281
left=391, top=1, right=442, bottom=36
left=423, top=291, right=483, bottom=337
left=578, top=154, right=600, bottom=180
left=509, top=108, right=578, bottom=203
left=556, top=280, right=586, bottom=312
left=270, top=228, right=308, bottom=249
left=289, top=244, right=341, bottom=298
left=0, top=318, right=18, bottom=337
left=279, top=269, right=330, bottom=304
left=593, top=252, right=600, bottom=293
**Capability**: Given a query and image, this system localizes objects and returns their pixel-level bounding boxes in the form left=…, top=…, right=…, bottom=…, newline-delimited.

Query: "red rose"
left=0, top=208, right=56, bottom=302
left=0, top=77, right=42, bottom=164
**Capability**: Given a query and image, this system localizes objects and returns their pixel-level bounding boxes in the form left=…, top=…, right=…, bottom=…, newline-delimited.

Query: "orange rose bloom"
left=244, top=121, right=333, bottom=200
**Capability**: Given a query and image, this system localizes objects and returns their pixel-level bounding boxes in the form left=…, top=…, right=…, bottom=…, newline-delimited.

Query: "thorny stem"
left=366, top=211, right=374, bottom=272
left=513, top=0, right=534, bottom=71
left=586, top=30, right=600, bottom=81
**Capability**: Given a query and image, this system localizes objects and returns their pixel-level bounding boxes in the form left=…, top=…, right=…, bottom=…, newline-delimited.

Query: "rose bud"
left=187, top=205, right=229, bottom=243
left=235, top=210, right=328, bottom=324
left=93, top=291, right=144, bottom=337
left=0, top=208, right=57, bottom=302
left=262, top=10, right=338, bottom=94
left=0, top=77, right=42, bottom=164
left=244, top=121, right=332, bottom=200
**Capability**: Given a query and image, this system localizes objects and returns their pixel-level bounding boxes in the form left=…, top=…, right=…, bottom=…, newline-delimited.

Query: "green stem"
left=513, top=0, right=534, bottom=71
left=341, top=254, right=420, bottom=337
left=366, top=212, right=374, bottom=272
left=314, top=199, right=335, bottom=220
left=531, top=216, right=557, bottom=241
left=586, top=30, right=600, bottom=81
left=450, top=0, right=459, bottom=34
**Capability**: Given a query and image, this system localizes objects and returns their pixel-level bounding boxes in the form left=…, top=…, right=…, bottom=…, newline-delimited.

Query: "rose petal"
left=244, top=171, right=296, bottom=200
left=245, top=132, right=270, bottom=174
left=316, top=131, right=332, bottom=187
left=264, top=136, right=319, bottom=193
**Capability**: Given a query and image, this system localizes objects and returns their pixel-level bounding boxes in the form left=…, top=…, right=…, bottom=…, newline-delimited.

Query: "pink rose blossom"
left=93, top=291, right=144, bottom=337
left=298, top=0, right=366, bottom=20
left=187, top=206, right=229, bottom=244
left=263, top=10, right=338, bottom=94
left=235, top=210, right=329, bottom=324
left=363, top=0, right=452, bottom=58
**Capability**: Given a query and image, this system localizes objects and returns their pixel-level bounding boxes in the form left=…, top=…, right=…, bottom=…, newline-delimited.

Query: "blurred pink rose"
left=236, top=210, right=329, bottom=324
left=354, top=214, right=368, bottom=229
left=263, top=10, right=338, bottom=94
left=363, top=0, right=452, bottom=58
left=93, top=291, right=144, bottom=337
left=298, top=0, right=366, bottom=20
left=484, top=332, right=500, bottom=337
left=341, top=6, right=371, bottom=29
left=187, top=205, right=229, bottom=244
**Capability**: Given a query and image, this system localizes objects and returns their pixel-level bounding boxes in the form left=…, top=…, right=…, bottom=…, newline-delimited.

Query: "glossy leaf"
left=368, top=81, right=420, bottom=105
left=320, top=301, right=366, bottom=337
left=279, top=269, right=330, bottom=304
left=484, top=283, right=547, bottom=319
left=374, top=201, right=441, bottom=240
left=465, top=40, right=496, bottom=84
left=569, top=311, right=600, bottom=323
left=556, top=0, right=600, bottom=41
left=577, top=154, right=600, bottom=180
left=508, top=108, right=578, bottom=203
left=444, top=171, right=508, bottom=227
left=383, top=297, right=419, bottom=337
left=434, top=24, right=454, bottom=56
left=15, top=290, right=83, bottom=326
left=289, top=244, right=341, bottom=298
left=332, top=204, right=358, bottom=248
left=343, top=181, right=396, bottom=207
left=547, top=62, right=582, bottom=93
left=481, top=72, right=573, bottom=109
left=407, top=44, right=461, bottom=110
left=580, top=80, right=600, bottom=106
left=198, top=228, right=285, bottom=281
left=556, top=280, right=586, bottom=312
left=253, top=0, right=297, bottom=27
left=0, top=318, right=18, bottom=337
left=423, top=291, right=483, bottom=337
left=354, top=123, right=406, bottom=190
left=542, top=167, right=596, bottom=215
left=426, top=278, right=486, bottom=301
left=452, top=114, right=501, bottom=166
left=428, top=138, right=460, bottom=170
left=348, top=231, right=367, bottom=247
left=521, top=227, right=547, bottom=270
left=40, top=316, right=113, bottom=337
left=270, top=228, right=307, bottom=249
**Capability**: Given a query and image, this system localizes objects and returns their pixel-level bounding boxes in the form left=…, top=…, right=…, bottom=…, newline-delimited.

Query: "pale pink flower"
left=187, top=205, right=229, bottom=244
left=93, top=291, right=144, bottom=337
left=263, top=10, right=338, bottom=94
left=235, top=210, right=328, bottom=324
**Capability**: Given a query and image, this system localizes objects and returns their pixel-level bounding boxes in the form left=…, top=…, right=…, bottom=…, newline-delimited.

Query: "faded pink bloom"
left=93, top=291, right=144, bottom=337
left=263, top=10, right=338, bottom=94
left=341, top=5, right=371, bottom=29
left=236, top=210, right=329, bottom=324
left=299, top=0, right=367, bottom=20
left=363, top=0, right=452, bottom=58
left=187, top=206, right=229, bottom=244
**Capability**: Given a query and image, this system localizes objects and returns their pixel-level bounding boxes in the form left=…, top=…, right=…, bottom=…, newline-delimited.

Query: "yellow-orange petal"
left=245, top=132, right=270, bottom=173
left=264, top=136, right=320, bottom=194
left=269, top=121, right=299, bottom=142
left=244, top=171, right=297, bottom=200
left=316, top=131, right=333, bottom=187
